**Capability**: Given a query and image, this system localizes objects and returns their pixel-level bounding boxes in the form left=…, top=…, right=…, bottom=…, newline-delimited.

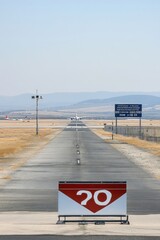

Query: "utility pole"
left=31, top=90, right=43, bottom=135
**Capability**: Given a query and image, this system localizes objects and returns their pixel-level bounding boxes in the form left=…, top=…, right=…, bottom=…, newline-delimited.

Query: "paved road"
left=0, top=121, right=160, bottom=239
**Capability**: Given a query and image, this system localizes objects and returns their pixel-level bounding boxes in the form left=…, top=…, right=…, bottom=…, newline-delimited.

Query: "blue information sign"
left=115, top=104, right=142, bottom=118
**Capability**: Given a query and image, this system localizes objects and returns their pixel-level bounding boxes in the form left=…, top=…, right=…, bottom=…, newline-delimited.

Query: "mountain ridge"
left=0, top=92, right=160, bottom=111
left=69, top=95, right=160, bottom=109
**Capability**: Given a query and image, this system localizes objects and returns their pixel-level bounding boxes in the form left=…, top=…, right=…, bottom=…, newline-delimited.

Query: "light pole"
left=31, top=90, right=42, bottom=135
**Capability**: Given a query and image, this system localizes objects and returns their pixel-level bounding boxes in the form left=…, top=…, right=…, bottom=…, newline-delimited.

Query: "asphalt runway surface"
left=0, top=121, right=160, bottom=239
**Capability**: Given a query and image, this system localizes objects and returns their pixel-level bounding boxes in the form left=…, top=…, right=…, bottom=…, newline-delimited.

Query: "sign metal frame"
left=57, top=181, right=129, bottom=225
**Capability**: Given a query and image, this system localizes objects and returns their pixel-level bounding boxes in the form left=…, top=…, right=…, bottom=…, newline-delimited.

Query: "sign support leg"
left=139, top=117, right=142, bottom=139
left=115, top=117, right=118, bottom=134
left=112, top=121, right=114, bottom=140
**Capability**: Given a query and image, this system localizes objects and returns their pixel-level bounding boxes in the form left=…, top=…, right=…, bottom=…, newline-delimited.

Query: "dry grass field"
left=0, top=129, right=57, bottom=158
left=92, top=128, right=160, bottom=157
left=1, top=119, right=159, bottom=158
left=84, top=119, right=160, bottom=127
left=0, top=119, right=69, bottom=158
left=0, top=119, right=69, bottom=128
left=85, top=119, right=160, bottom=156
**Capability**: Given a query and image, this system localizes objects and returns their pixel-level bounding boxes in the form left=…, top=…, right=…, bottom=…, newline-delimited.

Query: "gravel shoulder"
left=91, top=129, right=160, bottom=180
left=110, top=143, right=160, bottom=180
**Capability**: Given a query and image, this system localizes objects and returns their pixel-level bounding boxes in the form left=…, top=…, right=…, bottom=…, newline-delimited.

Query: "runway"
left=0, top=121, right=160, bottom=238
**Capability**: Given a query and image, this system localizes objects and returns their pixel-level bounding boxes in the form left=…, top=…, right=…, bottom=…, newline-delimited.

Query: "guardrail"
left=104, top=125, right=160, bottom=142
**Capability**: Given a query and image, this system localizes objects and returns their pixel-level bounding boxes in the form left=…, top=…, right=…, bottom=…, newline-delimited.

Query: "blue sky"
left=0, top=0, right=160, bottom=95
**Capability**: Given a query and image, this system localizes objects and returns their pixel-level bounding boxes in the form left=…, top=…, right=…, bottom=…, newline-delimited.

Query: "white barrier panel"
left=58, top=181, right=127, bottom=216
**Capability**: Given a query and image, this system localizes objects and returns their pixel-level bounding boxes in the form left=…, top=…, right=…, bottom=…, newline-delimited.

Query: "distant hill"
left=69, top=95, right=160, bottom=109
left=58, top=95, right=160, bottom=119
left=0, top=92, right=160, bottom=111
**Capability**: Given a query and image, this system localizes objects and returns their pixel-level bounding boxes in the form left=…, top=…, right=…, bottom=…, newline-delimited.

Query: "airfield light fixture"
left=31, top=91, right=43, bottom=135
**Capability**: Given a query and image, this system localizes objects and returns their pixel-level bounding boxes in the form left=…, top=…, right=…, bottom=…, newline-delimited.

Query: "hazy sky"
left=0, top=0, right=160, bottom=95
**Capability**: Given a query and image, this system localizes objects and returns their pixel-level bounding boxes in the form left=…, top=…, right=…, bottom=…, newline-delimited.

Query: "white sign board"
left=58, top=181, right=127, bottom=216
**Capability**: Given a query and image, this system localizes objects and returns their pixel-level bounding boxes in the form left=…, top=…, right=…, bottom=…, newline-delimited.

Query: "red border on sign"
left=59, top=182, right=126, bottom=213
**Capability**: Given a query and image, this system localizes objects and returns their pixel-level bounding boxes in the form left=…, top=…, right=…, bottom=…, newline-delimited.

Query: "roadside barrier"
left=105, top=125, right=160, bottom=142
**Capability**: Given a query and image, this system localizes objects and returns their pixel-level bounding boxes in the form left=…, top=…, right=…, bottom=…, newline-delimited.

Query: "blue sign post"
left=114, top=104, right=142, bottom=136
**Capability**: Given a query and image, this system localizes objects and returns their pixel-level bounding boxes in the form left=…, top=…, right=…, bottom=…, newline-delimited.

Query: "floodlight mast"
left=31, top=90, right=43, bottom=135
